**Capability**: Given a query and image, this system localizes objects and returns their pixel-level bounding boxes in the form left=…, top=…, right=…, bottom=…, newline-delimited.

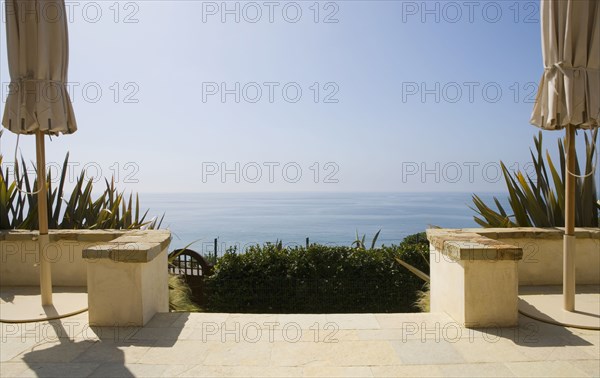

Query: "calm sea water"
left=141, top=192, right=506, bottom=253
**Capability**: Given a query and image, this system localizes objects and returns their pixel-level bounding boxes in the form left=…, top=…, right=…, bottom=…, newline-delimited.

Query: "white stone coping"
left=0, top=229, right=171, bottom=263
left=83, top=231, right=171, bottom=263
left=0, top=229, right=125, bottom=242
left=463, top=227, right=600, bottom=240
left=426, top=227, right=600, bottom=262
left=426, top=228, right=523, bottom=261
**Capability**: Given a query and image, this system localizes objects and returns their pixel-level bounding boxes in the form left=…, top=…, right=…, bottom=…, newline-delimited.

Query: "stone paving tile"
left=224, top=314, right=280, bottom=329
left=89, top=362, right=158, bottom=377
left=302, top=366, right=374, bottom=377
left=72, top=325, right=142, bottom=343
left=566, top=359, right=600, bottom=377
left=374, top=312, right=454, bottom=330
left=565, top=333, right=600, bottom=358
left=504, top=360, right=590, bottom=377
left=88, top=362, right=194, bottom=377
left=357, top=329, right=408, bottom=341
left=72, top=340, right=156, bottom=364
left=143, top=312, right=186, bottom=328
left=463, top=326, right=529, bottom=343
left=390, top=339, right=466, bottom=365
left=0, top=335, right=43, bottom=362
left=12, top=340, right=97, bottom=364
left=468, top=327, right=598, bottom=363
left=186, top=313, right=230, bottom=328
left=277, top=314, right=329, bottom=329
left=523, top=322, right=592, bottom=342
left=318, top=329, right=358, bottom=343
left=0, top=320, right=86, bottom=341
left=327, top=340, right=401, bottom=367
left=160, top=364, right=203, bottom=377
left=326, top=314, right=380, bottom=329
left=176, top=365, right=304, bottom=377
left=266, top=322, right=355, bottom=343
left=137, top=339, right=210, bottom=365
left=269, top=341, right=337, bottom=367
left=373, top=323, right=532, bottom=343
left=0, top=361, right=30, bottom=377
left=201, top=340, right=273, bottom=366
left=452, top=337, right=534, bottom=363
left=130, top=326, right=194, bottom=341
left=508, top=340, right=599, bottom=361
left=271, top=340, right=401, bottom=367
left=169, top=314, right=196, bottom=329
left=17, top=362, right=100, bottom=377
left=187, top=325, right=239, bottom=343
left=187, top=324, right=352, bottom=343
left=436, top=362, right=517, bottom=377
left=370, top=365, right=444, bottom=377
left=1, top=311, right=598, bottom=377
left=375, top=313, right=521, bottom=343
left=288, top=342, right=341, bottom=367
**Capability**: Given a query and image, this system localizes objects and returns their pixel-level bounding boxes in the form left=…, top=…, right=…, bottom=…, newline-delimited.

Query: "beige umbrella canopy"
left=2, top=0, right=77, bottom=305
left=530, top=0, right=599, bottom=311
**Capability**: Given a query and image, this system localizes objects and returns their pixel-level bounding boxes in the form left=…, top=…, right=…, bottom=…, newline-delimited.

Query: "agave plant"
left=0, top=131, right=163, bottom=230
left=351, top=229, right=381, bottom=250
left=471, top=130, right=598, bottom=228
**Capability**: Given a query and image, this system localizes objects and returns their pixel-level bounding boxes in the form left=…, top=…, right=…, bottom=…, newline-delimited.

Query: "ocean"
left=141, top=192, right=507, bottom=254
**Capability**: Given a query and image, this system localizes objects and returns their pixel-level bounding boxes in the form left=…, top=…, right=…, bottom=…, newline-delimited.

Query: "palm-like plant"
left=471, top=130, right=598, bottom=228
left=1, top=131, right=162, bottom=230
left=351, top=229, right=381, bottom=250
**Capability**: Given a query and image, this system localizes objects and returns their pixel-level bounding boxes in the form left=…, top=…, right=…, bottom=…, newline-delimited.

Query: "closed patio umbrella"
left=530, top=0, right=599, bottom=311
left=2, top=0, right=77, bottom=305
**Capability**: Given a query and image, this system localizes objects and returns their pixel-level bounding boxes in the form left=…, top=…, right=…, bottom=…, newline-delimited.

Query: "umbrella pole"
left=35, top=131, right=53, bottom=306
left=564, top=124, right=576, bottom=311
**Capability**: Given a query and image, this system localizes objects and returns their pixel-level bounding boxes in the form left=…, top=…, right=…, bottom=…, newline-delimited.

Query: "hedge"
left=205, top=232, right=429, bottom=313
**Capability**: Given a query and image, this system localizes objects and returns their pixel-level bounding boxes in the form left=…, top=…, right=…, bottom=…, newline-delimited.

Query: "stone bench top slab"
left=462, top=227, right=600, bottom=240
left=426, top=229, right=523, bottom=261
left=0, top=230, right=171, bottom=263
left=0, top=229, right=126, bottom=242
left=0, top=228, right=170, bottom=239
left=426, top=227, right=600, bottom=261
left=82, top=230, right=171, bottom=263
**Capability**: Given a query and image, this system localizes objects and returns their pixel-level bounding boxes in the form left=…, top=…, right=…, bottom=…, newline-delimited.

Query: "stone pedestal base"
left=427, top=229, right=523, bottom=328
left=84, top=231, right=171, bottom=326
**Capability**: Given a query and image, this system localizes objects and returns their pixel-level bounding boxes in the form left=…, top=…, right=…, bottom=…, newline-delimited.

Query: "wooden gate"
left=168, top=249, right=213, bottom=307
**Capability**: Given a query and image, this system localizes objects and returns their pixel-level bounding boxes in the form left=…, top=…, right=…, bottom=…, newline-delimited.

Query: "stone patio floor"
left=1, top=311, right=598, bottom=377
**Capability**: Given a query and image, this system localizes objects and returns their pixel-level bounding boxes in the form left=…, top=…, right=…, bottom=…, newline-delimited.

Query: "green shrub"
left=394, top=232, right=430, bottom=312
left=205, top=233, right=430, bottom=313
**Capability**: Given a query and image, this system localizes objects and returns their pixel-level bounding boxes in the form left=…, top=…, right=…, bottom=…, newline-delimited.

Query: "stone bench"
left=83, top=230, right=171, bottom=327
left=427, top=229, right=523, bottom=327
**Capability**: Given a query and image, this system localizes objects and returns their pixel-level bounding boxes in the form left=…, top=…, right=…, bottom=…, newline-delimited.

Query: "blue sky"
left=1, top=1, right=597, bottom=193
